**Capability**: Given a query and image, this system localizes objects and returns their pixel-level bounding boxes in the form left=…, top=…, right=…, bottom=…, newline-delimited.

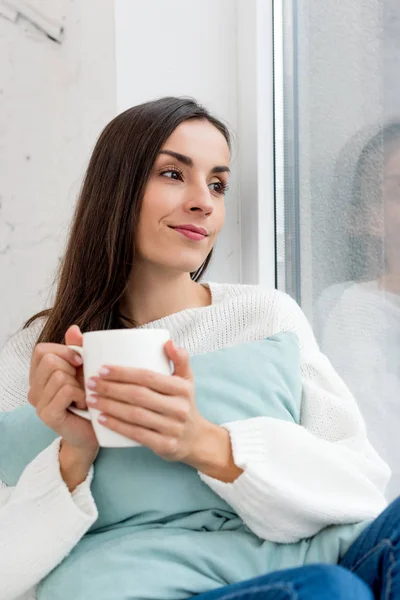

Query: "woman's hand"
left=28, top=325, right=99, bottom=456
left=85, top=341, right=242, bottom=481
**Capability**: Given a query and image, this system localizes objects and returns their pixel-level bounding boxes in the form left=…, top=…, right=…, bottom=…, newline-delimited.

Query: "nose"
left=184, top=183, right=214, bottom=216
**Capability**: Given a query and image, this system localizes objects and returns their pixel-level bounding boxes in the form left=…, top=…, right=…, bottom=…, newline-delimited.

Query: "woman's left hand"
left=86, top=340, right=217, bottom=469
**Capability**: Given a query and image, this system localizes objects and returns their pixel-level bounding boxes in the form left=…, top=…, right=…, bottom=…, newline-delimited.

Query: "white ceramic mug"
left=67, top=328, right=171, bottom=447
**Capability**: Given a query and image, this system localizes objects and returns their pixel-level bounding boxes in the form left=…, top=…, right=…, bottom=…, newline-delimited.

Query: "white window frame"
left=236, top=0, right=276, bottom=288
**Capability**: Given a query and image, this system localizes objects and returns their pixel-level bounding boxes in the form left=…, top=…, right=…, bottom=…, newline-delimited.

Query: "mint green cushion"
left=0, top=333, right=302, bottom=533
left=0, top=332, right=366, bottom=599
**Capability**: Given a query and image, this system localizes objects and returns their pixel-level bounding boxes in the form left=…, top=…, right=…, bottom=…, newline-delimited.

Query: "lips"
left=169, top=224, right=208, bottom=241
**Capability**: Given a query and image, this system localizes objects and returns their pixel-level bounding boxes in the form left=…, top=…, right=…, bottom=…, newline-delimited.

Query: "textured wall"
left=0, top=0, right=116, bottom=346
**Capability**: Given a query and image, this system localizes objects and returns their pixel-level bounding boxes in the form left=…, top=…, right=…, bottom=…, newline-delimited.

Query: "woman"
left=0, top=97, right=397, bottom=600
left=315, top=123, right=400, bottom=501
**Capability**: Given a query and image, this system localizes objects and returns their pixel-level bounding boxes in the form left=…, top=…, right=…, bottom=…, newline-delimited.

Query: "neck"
left=120, top=263, right=211, bottom=326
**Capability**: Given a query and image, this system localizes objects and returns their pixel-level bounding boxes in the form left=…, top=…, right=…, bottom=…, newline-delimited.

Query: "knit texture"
left=0, top=282, right=391, bottom=600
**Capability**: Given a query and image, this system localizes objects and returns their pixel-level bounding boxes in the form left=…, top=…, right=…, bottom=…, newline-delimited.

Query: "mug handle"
left=66, top=344, right=91, bottom=422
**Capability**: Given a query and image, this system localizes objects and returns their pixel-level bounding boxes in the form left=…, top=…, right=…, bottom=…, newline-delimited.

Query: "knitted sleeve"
left=0, top=323, right=97, bottom=600
left=199, top=290, right=390, bottom=543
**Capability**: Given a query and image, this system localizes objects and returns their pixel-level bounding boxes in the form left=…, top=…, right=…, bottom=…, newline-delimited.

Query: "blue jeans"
left=195, top=496, right=400, bottom=599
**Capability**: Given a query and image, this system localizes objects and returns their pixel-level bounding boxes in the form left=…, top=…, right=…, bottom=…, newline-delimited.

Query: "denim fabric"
left=194, top=565, right=372, bottom=599
left=340, top=496, right=400, bottom=599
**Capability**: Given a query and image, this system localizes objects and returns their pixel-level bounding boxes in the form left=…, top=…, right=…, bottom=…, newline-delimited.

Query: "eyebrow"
left=159, top=149, right=230, bottom=174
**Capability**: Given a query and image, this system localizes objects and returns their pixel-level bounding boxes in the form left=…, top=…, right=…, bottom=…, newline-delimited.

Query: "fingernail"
left=98, top=414, right=107, bottom=423
left=99, top=367, right=110, bottom=376
left=74, top=355, right=83, bottom=366
left=87, top=379, right=97, bottom=389
left=87, top=396, right=97, bottom=405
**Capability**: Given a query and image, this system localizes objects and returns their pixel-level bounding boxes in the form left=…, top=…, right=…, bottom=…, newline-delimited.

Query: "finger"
left=91, top=376, right=190, bottom=412
left=33, top=353, right=78, bottom=395
left=49, top=373, right=86, bottom=410
left=97, top=415, right=176, bottom=457
left=38, top=381, right=86, bottom=426
left=91, top=398, right=181, bottom=436
left=164, top=340, right=193, bottom=381
left=89, top=380, right=189, bottom=420
left=65, top=324, right=83, bottom=348
left=96, top=367, right=190, bottom=396
left=37, top=371, right=85, bottom=413
left=31, top=343, right=83, bottom=379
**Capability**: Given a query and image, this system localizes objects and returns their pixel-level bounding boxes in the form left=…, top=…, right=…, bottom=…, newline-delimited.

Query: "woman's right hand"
left=28, top=325, right=99, bottom=488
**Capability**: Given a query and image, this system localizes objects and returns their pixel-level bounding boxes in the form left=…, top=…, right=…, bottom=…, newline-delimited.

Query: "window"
left=274, top=0, right=400, bottom=500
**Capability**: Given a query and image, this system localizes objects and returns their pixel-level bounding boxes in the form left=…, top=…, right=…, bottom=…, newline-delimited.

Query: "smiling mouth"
left=169, top=225, right=208, bottom=241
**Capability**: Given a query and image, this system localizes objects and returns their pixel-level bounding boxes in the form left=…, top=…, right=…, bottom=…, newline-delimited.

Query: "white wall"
left=0, top=0, right=116, bottom=346
left=0, top=0, right=275, bottom=348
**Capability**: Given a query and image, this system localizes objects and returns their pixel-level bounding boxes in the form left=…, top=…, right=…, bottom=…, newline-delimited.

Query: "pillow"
left=0, top=332, right=302, bottom=534
left=0, top=332, right=305, bottom=600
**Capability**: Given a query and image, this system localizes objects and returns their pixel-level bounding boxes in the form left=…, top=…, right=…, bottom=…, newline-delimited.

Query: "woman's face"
left=136, top=119, right=230, bottom=274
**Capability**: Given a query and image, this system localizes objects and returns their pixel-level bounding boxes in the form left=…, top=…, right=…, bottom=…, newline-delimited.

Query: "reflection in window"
left=275, top=0, right=400, bottom=500
left=314, top=124, right=400, bottom=501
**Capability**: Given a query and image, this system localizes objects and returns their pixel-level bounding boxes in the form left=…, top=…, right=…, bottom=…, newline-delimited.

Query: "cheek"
left=136, top=184, right=178, bottom=254
left=135, top=204, right=154, bottom=248
left=135, top=191, right=160, bottom=253
left=138, top=191, right=163, bottom=233
left=141, top=180, right=180, bottom=222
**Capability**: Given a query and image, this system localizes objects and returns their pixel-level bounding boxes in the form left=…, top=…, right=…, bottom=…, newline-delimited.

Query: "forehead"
left=161, top=119, right=230, bottom=166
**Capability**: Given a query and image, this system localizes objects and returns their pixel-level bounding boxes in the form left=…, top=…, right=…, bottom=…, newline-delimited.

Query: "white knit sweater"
left=0, top=282, right=390, bottom=600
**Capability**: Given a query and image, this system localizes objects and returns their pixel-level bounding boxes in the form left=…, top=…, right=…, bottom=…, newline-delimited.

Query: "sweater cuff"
left=199, top=417, right=269, bottom=482
left=14, top=437, right=98, bottom=534
left=222, top=418, right=271, bottom=468
left=198, top=418, right=299, bottom=542
left=198, top=420, right=271, bottom=517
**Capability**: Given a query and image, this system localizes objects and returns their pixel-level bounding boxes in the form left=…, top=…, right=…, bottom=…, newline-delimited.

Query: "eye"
left=160, top=168, right=183, bottom=181
left=209, top=180, right=229, bottom=195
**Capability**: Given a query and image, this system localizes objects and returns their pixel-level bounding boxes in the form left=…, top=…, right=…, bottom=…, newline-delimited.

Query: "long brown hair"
left=25, top=97, right=231, bottom=343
